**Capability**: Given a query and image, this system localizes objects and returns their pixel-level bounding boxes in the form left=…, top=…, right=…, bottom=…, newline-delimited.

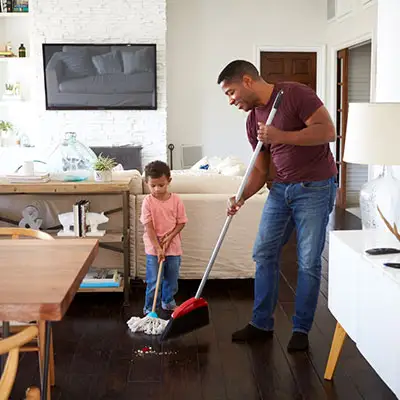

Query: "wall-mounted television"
left=42, top=43, right=157, bottom=110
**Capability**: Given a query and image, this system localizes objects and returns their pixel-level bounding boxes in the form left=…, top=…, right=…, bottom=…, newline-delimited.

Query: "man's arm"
left=281, top=105, right=336, bottom=146
left=227, top=150, right=270, bottom=217
left=258, top=106, right=336, bottom=146
left=241, top=150, right=270, bottom=201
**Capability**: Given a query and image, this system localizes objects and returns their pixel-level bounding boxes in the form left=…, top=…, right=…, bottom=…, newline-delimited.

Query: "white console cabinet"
left=325, top=230, right=400, bottom=398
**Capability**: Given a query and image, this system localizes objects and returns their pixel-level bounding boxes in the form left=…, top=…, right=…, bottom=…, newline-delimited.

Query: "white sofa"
left=136, top=170, right=267, bottom=279
left=0, top=170, right=268, bottom=280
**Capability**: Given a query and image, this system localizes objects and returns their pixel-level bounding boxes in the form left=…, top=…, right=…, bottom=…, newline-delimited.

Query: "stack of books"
left=80, top=268, right=122, bottom=289
left=5, top=172, right=50, bottom=183
left=73, top=200, right=89, bottom=237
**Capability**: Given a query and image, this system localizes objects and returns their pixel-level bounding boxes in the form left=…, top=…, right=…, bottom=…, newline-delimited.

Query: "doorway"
left=259, top=51, right=317, bottom=187
left=335, top=41, right=372, bottom=213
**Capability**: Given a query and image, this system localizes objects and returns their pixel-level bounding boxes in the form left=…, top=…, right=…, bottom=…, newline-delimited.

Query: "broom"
left=160, top=89, right=284, bottom=342
left=127, top=257, right=168, bottom=335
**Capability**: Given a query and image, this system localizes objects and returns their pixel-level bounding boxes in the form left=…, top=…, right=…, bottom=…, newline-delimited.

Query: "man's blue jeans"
left=144, top=255, right=181, bottom=315
left=251, top=177, right=337, bottom=334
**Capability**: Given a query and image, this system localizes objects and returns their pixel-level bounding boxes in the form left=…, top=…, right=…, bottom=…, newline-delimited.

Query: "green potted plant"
left=92, top=154, right=117, bottom=182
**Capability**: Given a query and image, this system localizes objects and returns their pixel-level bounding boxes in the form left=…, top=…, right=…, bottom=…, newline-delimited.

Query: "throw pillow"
left=60, top=50, right=95, bottom=78
left=92, top=52, right=122, bottom=75
left=121, top=48, right=154, bottom=74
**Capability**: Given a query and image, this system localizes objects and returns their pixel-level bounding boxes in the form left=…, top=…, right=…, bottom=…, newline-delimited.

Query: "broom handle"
left=152, top=258, right=165, bottom=313
left=195, top=89, right=284, bottom=299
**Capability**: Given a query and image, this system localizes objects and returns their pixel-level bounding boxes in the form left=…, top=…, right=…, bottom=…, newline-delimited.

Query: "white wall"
left=325, top=1, right=377, bottom=123
left=371, top=0, right=400, bottom=179
left=167, top=0, right=327, bottom=169
left=375, top=0, right=400, bottom=102
left=29, top=0, right=167, bottom=166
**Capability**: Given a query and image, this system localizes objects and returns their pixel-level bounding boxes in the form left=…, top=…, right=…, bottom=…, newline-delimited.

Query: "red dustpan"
left=160, top=89, right=284, bottom=342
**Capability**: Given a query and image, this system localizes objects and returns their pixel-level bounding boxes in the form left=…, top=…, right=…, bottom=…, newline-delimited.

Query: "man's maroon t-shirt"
left=246, top=81, right=337, bottom=183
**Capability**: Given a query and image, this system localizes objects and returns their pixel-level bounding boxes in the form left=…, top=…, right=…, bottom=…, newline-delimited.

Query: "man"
left=218, top=60, right=337, bottom=352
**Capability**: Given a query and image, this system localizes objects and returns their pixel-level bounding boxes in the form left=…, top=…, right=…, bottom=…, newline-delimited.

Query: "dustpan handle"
left=195, top=89, right=284, bottom=299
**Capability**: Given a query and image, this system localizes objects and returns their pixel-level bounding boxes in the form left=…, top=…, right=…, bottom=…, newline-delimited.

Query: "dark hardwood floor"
left=10, top=208, right=397, bottom=399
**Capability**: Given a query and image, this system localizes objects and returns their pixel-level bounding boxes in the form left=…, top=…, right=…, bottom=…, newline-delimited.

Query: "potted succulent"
left=93, top=154, right=117, bottom=182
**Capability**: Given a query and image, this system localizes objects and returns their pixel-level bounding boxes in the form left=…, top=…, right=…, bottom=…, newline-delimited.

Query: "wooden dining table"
left=0, top=239, right=99, bottom=400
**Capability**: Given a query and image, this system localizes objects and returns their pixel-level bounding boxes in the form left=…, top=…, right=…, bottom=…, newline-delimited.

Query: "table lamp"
left=343, top=102, right=400, bottom=231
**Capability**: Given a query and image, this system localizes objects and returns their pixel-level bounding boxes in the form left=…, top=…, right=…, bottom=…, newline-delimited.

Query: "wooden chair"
left=0, top=325, right=41, bottom=400
left=0, top=227, right=54, bottom=241
left=0, top=227, right=56, bottom=397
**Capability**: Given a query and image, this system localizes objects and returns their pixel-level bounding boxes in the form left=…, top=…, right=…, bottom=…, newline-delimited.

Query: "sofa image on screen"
left=43, top=45, right=156, bottom=109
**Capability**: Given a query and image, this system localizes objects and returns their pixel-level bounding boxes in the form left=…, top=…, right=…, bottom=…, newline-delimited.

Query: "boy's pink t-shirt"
left=140, top=193, right=188, bottom=256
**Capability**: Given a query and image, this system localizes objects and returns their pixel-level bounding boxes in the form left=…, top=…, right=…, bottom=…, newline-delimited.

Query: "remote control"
left=365, top=247, right=400, bottom=255
left=383, top=263, right=400, bottom=269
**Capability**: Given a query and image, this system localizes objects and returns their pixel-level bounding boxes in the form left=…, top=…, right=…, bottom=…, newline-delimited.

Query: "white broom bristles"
left=127, top=314, right=168, bottom=335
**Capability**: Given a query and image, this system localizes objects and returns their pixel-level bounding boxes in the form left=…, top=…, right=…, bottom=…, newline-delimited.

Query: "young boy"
left=140, top=160, right=188, bottom=317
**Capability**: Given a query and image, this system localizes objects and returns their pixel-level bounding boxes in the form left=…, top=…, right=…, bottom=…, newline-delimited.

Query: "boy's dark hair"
left=144, top=160, right=171, bottom=181
left=217, top=60, right=260, bottom=84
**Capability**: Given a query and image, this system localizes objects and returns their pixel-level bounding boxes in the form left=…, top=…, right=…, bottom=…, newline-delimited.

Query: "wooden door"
left=335, top=49, right=349, bottom=208
left=260, top=51, right=317, bottom=187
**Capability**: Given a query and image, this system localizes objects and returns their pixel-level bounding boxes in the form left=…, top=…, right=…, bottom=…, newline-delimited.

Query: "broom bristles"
left=127, top=314, right=168, bottom=335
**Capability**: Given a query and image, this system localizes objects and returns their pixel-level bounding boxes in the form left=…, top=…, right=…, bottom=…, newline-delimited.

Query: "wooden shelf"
left=0, top=179, right=132, bottom=303
left=0, top=57, right=31, bottom=62
left=0, top=13, right=30, bottom=18
left=46, top=231, right=122, bottom=243
left=78, top=279, right=124, bottom=293
left=45, top=232, right=124, bottom=255
left=0, top=179, right=132, bottom=194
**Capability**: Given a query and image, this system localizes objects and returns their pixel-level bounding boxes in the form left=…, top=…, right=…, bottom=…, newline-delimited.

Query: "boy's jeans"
left=144, top=255, right=181, bottom=315
left=251, top=177, right=337, bottom=334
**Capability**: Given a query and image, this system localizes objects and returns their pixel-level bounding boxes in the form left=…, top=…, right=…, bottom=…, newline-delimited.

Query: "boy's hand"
left=161, top=234, right=173, bottom=251
left=156, top=246, right=165, bottom=262
left=160, top=229, right=174, bottom=243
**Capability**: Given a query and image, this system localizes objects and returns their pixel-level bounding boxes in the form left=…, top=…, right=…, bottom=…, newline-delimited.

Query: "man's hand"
left=227, top=196, right=245, bottom=216
left=257, top=122, right=285, bottom=145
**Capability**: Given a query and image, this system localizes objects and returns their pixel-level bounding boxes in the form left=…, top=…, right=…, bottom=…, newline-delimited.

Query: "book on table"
left=80, top=268, right=121, bottom=288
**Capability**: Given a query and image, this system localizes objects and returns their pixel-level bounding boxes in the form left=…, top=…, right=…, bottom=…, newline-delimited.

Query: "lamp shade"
left=343, top=102, right=400, bottom=165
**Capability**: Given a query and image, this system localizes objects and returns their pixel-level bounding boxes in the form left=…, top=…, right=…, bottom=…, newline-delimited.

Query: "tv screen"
left=42, top=43, right=157, bottom=110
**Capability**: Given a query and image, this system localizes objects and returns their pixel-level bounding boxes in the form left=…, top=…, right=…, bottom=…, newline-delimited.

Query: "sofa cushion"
left=190, top=156, right=247, bottom=176
left=59, top=72, right=154, bottom=94
left=142, top=171, right=268, bottom=195
left=112, top=170, right=143, bottom=194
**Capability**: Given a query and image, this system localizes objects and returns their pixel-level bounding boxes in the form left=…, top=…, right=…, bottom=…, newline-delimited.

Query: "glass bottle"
left=47, top=132, right=98, bottom=181
left=18, top=44, right=26, bottom=58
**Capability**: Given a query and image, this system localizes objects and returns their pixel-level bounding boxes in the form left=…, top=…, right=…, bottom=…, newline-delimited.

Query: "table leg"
left=1, top=321, right=10, bottom=372
left=324, top=322, right=347, bottom=380
left=39, top=321, right=52, bottom=400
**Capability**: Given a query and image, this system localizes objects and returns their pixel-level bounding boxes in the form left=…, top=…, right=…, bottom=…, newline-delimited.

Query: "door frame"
left=329, top=33, right=376, bottom=124
left=329, top=32, right=376, bottom=176
left=254, top=45, right=326, bottom=102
